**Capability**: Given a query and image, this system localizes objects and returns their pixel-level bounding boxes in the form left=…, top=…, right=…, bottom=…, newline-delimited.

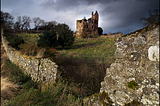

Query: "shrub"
left=19, top=43, right=40, bottom=56
left=58, top=24, right=75, bottom=49
left=37, top=30, right=58, bottom=48
left=98, top=27, right=103, bottom=35
left=43, top=48, right=57, bottom=61
left=19, top=43, right=57, bottom=61
left=6, top=35, right=24, bottom=50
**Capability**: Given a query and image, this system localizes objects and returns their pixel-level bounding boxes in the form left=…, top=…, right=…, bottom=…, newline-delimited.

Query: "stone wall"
left=100, top=23, right=159, bottom=105
left=1, top=33, right=58, bottom=85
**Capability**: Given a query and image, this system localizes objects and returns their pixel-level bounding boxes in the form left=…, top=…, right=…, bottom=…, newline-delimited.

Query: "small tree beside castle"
left=37, top=23, right=75, bottom=49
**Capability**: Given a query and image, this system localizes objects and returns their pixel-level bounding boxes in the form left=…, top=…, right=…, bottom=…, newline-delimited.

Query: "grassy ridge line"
left=15, top=33, right=116, bottom=61
left=58, top=37, right=116, bottom=62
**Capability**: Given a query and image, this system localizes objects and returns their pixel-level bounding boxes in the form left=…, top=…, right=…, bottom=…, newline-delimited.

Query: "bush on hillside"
left=6, top=35, right=24, bottom=50
left=37, top=30, right=58, bottom=48
left=57, top=24, right=75, bottom=49
left=98, top=27, right=103, bottom=35
left=19, top=43, right=40, bottom=56
left=43, top=48, right=57, bottom=61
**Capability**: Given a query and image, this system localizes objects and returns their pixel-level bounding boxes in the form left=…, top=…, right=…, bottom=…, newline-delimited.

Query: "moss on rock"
left=99, top=91, right=113, bottom=105
left=125, top=99, right=141, bottom=106
left=127, top=81, right=139, bottom=90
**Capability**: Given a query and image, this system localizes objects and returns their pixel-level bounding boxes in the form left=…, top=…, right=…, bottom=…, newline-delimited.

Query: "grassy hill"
left=1, top=34, right=116, bottom=105
left=56, top=37, right=116, bottom=95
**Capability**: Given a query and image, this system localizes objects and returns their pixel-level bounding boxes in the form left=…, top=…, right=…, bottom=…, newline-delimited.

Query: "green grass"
left=2, top=59, right=82, bottom=106
left=2, top=59, right=32, bottom=85
left=57, top=37, right=116, bottom=63
left=4, top=80, right=81, bottom=106
left=56, top=36, right=116, bottom=96
left=16, top=33, right=40, bottom=44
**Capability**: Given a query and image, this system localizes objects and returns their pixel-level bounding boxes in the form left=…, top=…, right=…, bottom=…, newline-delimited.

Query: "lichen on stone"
left=127, top=80, right=139, bottom=90
left=99, top=91, right=113, bottom=105
left=125, top=99, right=141, bottom=106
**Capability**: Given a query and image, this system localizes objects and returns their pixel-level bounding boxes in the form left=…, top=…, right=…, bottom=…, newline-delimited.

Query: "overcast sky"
left=1, top=0, right=159, bottom=34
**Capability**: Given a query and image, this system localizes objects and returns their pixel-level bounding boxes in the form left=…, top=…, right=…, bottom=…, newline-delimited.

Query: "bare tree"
left=32, top=17, right=46, bottom=30
left=14, top=16, right=22, bottom=30
left=139, top=9, right=159, bottom=26
left=22, top=15, right=31, bottom=30
left=1, top=11, right=14, bottom=29
left=39, top=19, right=45, bottom=26
left=48, top=21, right=57, bottom=30
left=38, top=20, right=57, bottom=31
left=33, top=17, right=40, bottom=30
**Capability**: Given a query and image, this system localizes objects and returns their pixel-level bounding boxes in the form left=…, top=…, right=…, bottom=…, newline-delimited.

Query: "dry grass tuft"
left=1, top=77, right=19, bottom=104
left=36, top=48, right=46, bottom=58
left=1, top=44, right=19, bottom=105
left=57, top=55, right=107, bottom=96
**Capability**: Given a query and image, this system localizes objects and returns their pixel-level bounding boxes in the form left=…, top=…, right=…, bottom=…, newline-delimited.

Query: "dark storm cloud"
left=40, top=0, right=159, bottom=33
left=40, top=0, right=114, bottom=12
left=91, top=0, right=158, bottom=33
left=2, top=0, right=159, bottom=33
left=2, top=0, right=39, bottom=16
left=41, top=0, right=81, bottom=11
left=99, top=0, right=159, bottom=33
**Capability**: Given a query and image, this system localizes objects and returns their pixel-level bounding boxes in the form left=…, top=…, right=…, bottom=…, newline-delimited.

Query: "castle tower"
left=93, top=11, right=99, bottom=35
left=95, top=11, right=99, bottom=20
left=76, top=11, right=99, bottom=37
left=89, top=11, right=99, bottom=35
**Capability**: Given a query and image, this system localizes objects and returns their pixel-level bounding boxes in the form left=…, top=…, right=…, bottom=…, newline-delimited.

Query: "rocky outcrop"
left=100, top=23, right=159, bottom=106
left=1, top=33, right=58, bottom=85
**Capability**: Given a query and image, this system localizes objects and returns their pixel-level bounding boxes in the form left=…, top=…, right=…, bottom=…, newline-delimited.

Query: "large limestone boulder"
left=100, top=23, right=159, bottom=106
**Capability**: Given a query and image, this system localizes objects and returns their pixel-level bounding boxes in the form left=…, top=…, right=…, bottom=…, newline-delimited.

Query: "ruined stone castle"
left=76, top=11, right=99, bottom=37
